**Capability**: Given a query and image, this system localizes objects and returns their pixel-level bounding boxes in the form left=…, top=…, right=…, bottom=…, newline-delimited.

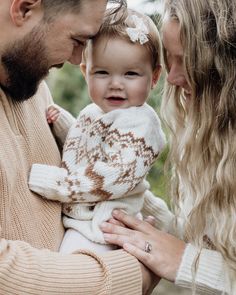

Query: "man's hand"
left=140, top=263, right=160, bottom=295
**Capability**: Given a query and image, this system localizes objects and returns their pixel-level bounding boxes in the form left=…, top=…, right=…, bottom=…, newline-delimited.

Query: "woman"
left=101, top=0, right=236, bottom=293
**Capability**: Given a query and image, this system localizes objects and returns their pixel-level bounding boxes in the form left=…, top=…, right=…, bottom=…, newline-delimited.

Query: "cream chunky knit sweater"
left=0, top=81, right=142, bottom=294
left=29, top=103, right=166, bottom=243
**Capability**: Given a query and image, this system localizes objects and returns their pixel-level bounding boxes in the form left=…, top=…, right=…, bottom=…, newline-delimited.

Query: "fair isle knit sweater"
left=29, top=103, right=166, bottom=243
left=0, top=81, right=142, bottom=294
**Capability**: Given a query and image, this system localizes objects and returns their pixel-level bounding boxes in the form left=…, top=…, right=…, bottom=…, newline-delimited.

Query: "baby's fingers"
left=47, top=109, right=60, bottom=123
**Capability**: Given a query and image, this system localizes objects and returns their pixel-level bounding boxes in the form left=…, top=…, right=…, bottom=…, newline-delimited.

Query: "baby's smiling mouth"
left=106, top=96, right=126, bottom=102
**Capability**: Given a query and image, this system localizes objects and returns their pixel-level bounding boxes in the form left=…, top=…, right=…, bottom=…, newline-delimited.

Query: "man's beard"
left=1, top=26, right=50, bottom=102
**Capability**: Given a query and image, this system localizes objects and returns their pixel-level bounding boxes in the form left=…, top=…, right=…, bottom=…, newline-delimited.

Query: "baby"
left=29, top=8, right=166, bottom=253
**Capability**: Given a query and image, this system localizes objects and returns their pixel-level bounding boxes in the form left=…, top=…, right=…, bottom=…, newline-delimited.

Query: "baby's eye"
left=125, top=71, right=139, bottom=76
left=95, top=70, right=108, bottom=75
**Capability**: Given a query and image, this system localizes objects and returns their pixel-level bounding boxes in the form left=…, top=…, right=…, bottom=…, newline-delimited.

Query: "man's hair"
left=41, top=0, right=127, bottom=20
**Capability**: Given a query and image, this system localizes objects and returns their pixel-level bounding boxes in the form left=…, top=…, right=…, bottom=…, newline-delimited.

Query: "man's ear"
left=10, top=0, right=42, bottom=26
left=151, top=65, right=162, bottom=89
left=80, top=63, right=87, bottom=79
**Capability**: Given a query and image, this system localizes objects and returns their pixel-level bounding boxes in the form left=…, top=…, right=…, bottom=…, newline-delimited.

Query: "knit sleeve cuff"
left=141, top=190, right=175, bottom=232
left=0, top=239, right=141, bottom=294
left=28, top=164, right=69, bottom=202
left=175, top=244, right=230, bottom=294
left=101, top=249, right=142, bottom=294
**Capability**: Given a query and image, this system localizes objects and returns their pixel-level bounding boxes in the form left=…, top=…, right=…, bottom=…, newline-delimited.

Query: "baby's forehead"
left=88, top=41, right=153, bottom=72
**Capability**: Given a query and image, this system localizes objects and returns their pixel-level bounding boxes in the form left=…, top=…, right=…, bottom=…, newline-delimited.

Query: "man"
left=0, top=0, right=155, bottom=294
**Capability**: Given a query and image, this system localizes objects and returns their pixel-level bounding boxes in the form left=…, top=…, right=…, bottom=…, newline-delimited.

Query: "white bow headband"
left=125, top=15, right=149, bottom=45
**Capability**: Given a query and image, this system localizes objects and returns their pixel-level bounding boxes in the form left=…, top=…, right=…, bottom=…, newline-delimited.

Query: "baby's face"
left=82, top=36, right=159, bottom=113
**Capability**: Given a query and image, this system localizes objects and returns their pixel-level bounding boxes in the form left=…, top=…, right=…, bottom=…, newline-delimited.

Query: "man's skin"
left=0, top=0, right=106, bottom=101
left=0, top=0, right=156, bottom=293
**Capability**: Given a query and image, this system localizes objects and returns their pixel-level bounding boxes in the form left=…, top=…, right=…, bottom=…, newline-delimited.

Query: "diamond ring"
left=144, top=241, right=152, bottom=253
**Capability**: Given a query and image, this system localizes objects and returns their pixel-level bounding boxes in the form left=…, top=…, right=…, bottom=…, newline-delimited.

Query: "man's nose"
left=68, top=45, right=84, bottom=65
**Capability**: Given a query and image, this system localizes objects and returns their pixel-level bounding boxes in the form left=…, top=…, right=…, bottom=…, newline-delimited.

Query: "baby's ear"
left=151, top=65, right=162, bottom=88
left=80, top=63, right=86, bottom=78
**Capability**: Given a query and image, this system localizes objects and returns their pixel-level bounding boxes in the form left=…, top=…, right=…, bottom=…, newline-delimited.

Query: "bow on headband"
left=126, top=15, right=149, bottom=45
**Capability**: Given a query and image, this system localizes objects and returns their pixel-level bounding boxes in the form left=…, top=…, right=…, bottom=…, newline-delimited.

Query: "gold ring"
left=144, top=241, right=152, bottom=253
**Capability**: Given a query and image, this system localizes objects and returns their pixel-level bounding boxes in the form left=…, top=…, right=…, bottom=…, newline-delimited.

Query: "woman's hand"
left=101, top=210, right=186, bottom=282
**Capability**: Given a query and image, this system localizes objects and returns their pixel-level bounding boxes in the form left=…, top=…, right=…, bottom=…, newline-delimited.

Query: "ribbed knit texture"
left=0, top=81, right=142, bottom=294
left=29, top=103, right=166, bottom=243
left=0, top=81, right=63, bottom=250
left=176, top=244, right=230, bottom=294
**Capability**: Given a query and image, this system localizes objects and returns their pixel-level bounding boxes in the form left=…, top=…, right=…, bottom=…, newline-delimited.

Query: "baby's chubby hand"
left=46, top=105, right=60, bottom=124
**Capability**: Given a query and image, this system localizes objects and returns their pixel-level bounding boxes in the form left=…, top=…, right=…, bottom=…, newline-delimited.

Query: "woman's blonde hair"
left=84, top=7, right=162, bottom=70
left=161, top=0, right=236, bottom=286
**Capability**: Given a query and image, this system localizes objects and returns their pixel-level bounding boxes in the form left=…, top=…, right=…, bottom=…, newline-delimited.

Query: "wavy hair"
left=161, top=0, right=236, bottom=285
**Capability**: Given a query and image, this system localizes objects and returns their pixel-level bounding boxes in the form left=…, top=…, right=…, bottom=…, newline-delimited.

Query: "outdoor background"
left=46, top=0, right=190, bottom=293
